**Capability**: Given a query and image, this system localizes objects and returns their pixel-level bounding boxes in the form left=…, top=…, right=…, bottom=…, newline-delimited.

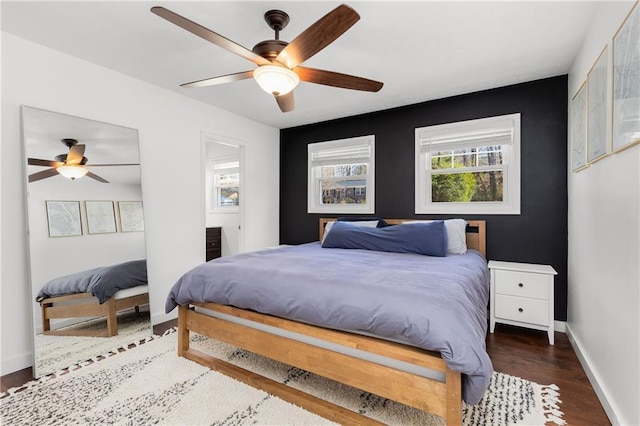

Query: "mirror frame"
left=21, top=106, right=151, bottom=378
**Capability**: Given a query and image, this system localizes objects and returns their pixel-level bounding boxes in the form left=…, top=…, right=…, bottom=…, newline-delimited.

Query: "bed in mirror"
left=21, top=106, right=151, bottom=378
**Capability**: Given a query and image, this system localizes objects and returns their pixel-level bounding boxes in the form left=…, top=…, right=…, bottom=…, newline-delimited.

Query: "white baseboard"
left=554, top=320, right=566, bottom=333
left=151, top=310, right=177, bottom=328
left=566, top=323, right=620, bottom=425
left=1, top=352, right=33, bottom=377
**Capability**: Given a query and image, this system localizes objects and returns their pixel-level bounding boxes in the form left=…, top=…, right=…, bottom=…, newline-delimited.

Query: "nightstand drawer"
left=205, top=227, right=222, bottom=261
left=494, top=294, right=549, bottom=326
left=494, top=270, right=549, bottom=300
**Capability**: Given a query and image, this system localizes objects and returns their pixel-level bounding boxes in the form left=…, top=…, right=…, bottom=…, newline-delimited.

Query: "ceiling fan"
left=27, top=138, right=138, bottom=183
left=151, top=4, right=383, bottom=113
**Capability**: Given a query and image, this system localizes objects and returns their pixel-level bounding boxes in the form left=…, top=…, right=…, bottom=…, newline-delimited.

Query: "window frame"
left=209, top=157, right=240, bottom=213
left=308, top=135, right=375, bottom=214
left=415, top=113, right=521, bottom=215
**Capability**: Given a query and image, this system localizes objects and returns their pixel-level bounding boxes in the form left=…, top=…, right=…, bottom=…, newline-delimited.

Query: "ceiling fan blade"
left=275, top=4, right=360, bottom=69
left=85, top=171, right=109, bottom=183
left=181, top=70, right=254, bottom=88
left=66, top=144, right=86, bottom=165
left=28, top=158, right=63, bottom=168
left=275, top=92, right=295, bottom=113
left=151, top=7, right=271, bottom=67
left=295, top=67, right=383, bottom=92
left=28, top=168, right=59, bottom=183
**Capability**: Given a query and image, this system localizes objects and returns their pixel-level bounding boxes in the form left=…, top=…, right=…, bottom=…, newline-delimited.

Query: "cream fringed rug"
left=34, top=311, right=152, bottom=375
left=2, top=330, right=565, bottom=425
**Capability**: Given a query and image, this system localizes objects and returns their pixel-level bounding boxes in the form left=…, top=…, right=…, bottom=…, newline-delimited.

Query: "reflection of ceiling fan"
left=151, top=4, right=383, bottom=113
left=27, top=138, right=138, bottom=183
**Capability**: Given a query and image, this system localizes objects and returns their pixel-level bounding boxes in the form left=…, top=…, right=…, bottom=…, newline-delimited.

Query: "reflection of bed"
left=36, top=260, right=149, bottom=337
left=167, top=220, right=488, bottom=424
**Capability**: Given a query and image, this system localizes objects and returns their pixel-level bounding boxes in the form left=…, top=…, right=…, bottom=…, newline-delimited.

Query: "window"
left=211, top=159, right=239, bottom=211
left=308, top=135, right=375, bottom=214
left=415, top=113, right=521, bottom=214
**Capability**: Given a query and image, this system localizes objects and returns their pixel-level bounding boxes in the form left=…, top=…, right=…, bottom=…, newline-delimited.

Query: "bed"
left=167, top=219, right=489, bottom=425
left=36, top=259, right=149, bottom=337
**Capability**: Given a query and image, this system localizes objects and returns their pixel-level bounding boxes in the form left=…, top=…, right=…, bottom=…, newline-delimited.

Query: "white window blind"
left=213, top=160, right=239, bottom=171
left=415, top=113, right=521, bottom=215
left=418, top=128, right=513, bottom=153
left=308, top=135, right=375, bottom=214
left=310, top=143, right=371, bottom=166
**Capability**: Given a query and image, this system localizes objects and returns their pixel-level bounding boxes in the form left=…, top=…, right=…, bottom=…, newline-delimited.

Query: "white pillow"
left=402, top=219, right=467, bottom=254
left=322, top=220, right=379, bottom=243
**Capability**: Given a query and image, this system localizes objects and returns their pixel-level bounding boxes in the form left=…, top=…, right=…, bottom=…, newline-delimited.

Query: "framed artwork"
left=85, top=201, right=117, bottom=234
left=587, top=46, right=608, bottom=163
left=118, top=201, right=144, bottom=232
left=571, top=82, right=588, bottom=172
left=612, top=1, right=640, bottom=152
left=45, top=201, right=82, bottom=237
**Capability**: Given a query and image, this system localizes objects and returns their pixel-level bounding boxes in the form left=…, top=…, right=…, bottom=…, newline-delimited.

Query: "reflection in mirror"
left=21, top=107, right=150, bottom=378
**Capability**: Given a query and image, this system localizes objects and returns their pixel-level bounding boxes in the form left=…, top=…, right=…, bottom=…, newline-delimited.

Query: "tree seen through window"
left=431, top=146, right=504, bottom=202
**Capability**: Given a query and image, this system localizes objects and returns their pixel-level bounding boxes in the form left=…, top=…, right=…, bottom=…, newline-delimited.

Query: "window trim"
left=308, top=135, right=375, bottom=214
left=415, top=113, right=521, bottom=215
left=209, top=157, right=240, bottom=213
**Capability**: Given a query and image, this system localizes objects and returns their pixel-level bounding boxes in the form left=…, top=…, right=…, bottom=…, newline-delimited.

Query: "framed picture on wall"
left=587, top=46, right=608, bottom=163
left=571, top=82, right=588, bottom=172
left=45, top=200, right=82, bottom=237
left=612, top=1, right=640, bottom=152
left=118, top=201, right=144, bottom=232
left=85, top=200, right=117, bottom=234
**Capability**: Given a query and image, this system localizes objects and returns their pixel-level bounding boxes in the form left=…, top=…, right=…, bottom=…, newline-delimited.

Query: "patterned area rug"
left=34, top=310, right=151, bottom=376
left=2, top=330, right=565, bottom=425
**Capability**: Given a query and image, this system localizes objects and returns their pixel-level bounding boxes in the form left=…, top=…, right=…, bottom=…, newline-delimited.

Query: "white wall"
left=567, top=3, right=639, bottom=425
left=1, top=33, right=280, bottom=375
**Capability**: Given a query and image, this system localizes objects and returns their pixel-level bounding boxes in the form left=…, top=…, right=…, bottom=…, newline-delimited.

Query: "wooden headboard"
left=319, top=218, right=486, bottom=256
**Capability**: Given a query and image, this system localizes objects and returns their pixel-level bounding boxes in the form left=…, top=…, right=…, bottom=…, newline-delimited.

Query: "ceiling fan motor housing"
left=253, top=10, right=291, bottom=61
left=57, top=138, right=87, bottom=164
left=55, top=153, right=88, bottom=165
left=252, top=39, right=288, bottom=61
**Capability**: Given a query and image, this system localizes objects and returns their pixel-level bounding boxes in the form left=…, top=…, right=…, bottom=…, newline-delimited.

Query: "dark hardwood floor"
left=2, top=321, right=610, bottom=425
left=487, top=324, right=610, bottom=425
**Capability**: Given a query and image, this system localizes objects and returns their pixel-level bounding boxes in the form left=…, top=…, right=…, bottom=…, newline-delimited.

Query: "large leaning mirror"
left=21, top=106, right=150, bottom=378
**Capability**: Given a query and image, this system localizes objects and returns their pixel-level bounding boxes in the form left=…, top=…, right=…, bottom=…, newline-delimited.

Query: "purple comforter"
left=166, top=243, right=492, bottom=404
left=36, top=260, right=148, bottom=304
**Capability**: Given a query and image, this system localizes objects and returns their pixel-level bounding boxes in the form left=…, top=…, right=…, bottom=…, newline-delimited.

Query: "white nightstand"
left=488, top=260, right=557, bottom=345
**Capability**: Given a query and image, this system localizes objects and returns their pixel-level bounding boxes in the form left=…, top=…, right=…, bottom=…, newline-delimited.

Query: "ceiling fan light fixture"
left=253, top=65, right=299, bottom=96
left=57, top=164, right=88, bottom=180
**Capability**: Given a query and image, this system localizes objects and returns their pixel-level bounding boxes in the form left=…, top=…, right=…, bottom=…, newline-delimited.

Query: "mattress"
left=36, top=259, right=148, bottom=304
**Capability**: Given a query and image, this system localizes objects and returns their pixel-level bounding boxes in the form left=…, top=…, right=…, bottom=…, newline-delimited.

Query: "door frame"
left=201, top=132, right=246, bottom=255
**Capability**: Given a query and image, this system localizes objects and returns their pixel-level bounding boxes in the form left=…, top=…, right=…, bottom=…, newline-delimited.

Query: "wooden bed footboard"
left=40, top=292, right=149, bottom=337
left=178, top=303, right=463, bottom=425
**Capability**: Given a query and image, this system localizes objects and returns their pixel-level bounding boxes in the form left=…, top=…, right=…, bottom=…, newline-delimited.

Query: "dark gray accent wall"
left=280, top=75, right=568, bottom=321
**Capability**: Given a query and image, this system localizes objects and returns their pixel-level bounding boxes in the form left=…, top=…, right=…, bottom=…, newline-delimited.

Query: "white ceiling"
left=1, top=1, right=599, bottom=129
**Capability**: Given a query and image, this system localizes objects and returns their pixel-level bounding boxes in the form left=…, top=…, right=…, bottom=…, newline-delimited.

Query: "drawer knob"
left=518, top=308, right=523, bottom=313
left=518, top=283, right=524, bottom=288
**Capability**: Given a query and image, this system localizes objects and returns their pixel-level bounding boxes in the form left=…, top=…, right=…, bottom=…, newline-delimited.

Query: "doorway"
left=203, top=133, right=245, bottom=256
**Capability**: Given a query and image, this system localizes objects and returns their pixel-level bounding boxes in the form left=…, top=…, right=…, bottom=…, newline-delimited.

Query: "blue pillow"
left=322, top=220, right=448, bottom=257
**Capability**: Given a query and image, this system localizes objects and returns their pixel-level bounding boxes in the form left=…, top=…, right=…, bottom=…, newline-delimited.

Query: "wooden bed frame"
left=177, top=219, right=486, bottom=425
left=40, top=290, right=149, bottom=337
